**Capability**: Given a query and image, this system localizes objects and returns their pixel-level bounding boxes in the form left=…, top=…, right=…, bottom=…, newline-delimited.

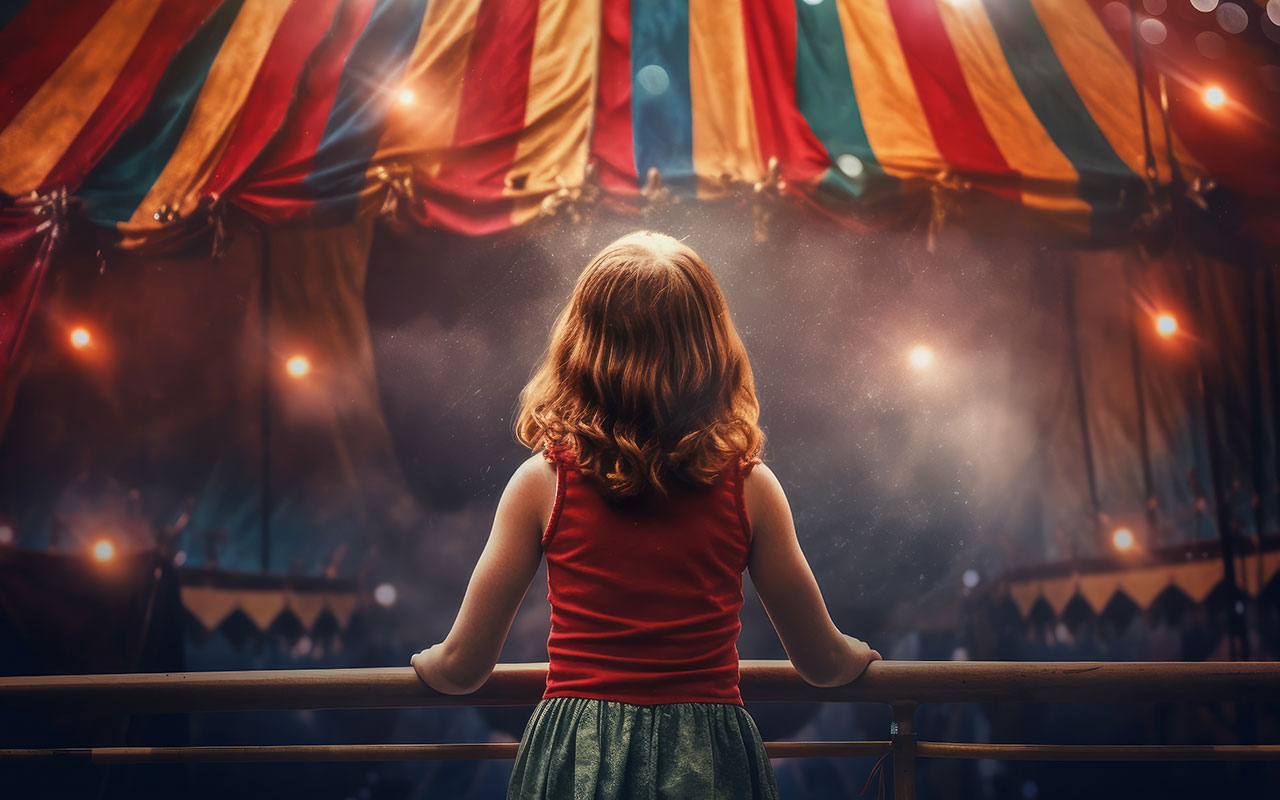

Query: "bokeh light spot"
left=908, top=345, right=935, bottom=371
left=1112, top=527, right=1135, bottom=551
left=1139, top=18, right=1167, bottom=44
left=397, top=88, right=415, bottom=105
left=70, top=327, right=91, bottom=349
left=1156, top=313, right=1177, bottom=337
left=1196, top=30, right=1226, bottom=59
left=636, top=64, right=669, bottom=95
left=1143, top=0, right=1166, bottom=14
left=1204, top=85, right=1226, bottom=108
left=93, top=538, right=116, bottom=563
left=836, top=153, right=864, bottom=179
left=286, top=355, right=311, bottom=378
left=374, top=583, right=398, bottom=608
left=1216, top=2, right=1248, bottom=33
left=1191, top=0, right=1218, bottom=11
left=962, top=569, right=980, bottom=589
left=1100, top=1, right=1129, bottom=29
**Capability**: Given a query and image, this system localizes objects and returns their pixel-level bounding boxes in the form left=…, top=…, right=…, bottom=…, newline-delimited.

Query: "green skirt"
left=507, top=696, right=780, bottom=800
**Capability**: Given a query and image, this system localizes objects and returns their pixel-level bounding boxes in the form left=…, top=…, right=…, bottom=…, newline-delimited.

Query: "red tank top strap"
left=735, top=455, right=762, bottom=546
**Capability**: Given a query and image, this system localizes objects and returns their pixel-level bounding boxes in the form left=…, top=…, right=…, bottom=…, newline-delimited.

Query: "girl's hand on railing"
left=410, top=646, right=455, bottom=693
left=846, top=635, right=882, bottom=682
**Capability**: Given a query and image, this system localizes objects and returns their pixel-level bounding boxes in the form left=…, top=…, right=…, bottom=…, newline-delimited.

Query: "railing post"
left=890, top=704, right=917, bottom=800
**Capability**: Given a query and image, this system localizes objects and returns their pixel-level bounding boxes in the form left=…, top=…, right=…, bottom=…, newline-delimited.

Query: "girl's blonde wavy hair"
left=515, top=231, right=765, bottom=498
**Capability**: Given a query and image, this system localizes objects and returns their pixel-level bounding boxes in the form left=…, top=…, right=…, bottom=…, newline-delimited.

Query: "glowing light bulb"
left=908, top=345, right=935, bottom=371
left=397, top=88, right=415, bottom=105
left=70, top=327, right=91, bottom=349
left=93, top=538, right=116, bottom=563
left=1112, top=527, right=1135, bottom=551
left=1155, top=314, right=1177, bottom=337
left=1204, top=85, right=1226, bottom=108
left=286, top=355, right=310, bottom=378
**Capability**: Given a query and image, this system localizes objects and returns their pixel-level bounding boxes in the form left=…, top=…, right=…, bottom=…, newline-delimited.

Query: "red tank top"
left=540, top=446, right=757, bottom=706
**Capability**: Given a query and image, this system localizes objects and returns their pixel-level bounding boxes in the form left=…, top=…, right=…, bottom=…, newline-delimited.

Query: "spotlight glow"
left=908, top=345, right=935, bottom=371
left=1155, top=313, right=1177, bottom=337
left=286, top=355, right=310, bottom=378
left=1112, top=527, right=1135, bottom=551
left=373, top=582, right=398, bottom=608
left=1204, top=85, right=1226, bottom=108
left=93, top=538, right=116, bottom=563
left=397, top=87, right=415, bottom=105
left=70, top=327, right=91, bottom=349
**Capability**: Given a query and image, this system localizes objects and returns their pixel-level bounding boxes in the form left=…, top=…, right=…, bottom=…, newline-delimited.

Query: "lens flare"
left=1155, top=314, right=1177, bottom=337
left=1204, top=85, right=1226, bottom=108
left=397, top=87, right=415, bottom=105
left=70, top=327, right=91, bottom=349
left=286, top=355, right=311, bottom=378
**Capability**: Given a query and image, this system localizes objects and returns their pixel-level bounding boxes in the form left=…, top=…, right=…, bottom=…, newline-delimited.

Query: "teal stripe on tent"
left=793, top=0, right=892, bottom=201
left=304, top=0, right=430, bottom=221
left=78, top=0, right=243, bottom=227
left=631, top=0, right=693, bottom=193
left=980, top=0, right=1142, bottom=224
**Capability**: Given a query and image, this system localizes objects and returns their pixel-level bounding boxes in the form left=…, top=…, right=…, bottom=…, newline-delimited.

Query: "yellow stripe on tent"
left=937, top=0, right=1091, bottom=224
left=832, top=0, right=943, bottom=180
left=373, top=0, right=484, bottom=166
left=687, top=0, right=764, bottom=200
left=1027, top=0, right=1201, bottom=185
left=506, top=0, right=601, bottom=225
left=122, top=0, right=294, bottom=241
left=0, top=0, right=164, bottom=195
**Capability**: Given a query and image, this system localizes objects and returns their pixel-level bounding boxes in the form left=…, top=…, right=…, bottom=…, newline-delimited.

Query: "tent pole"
left=1064, top=259, right=1103, bottom=554
left=1124, top=260, right=1159, bottom=546
left=260, top=230, right=271, bottom=574
left=1181, top=257, right=1249, bottom=662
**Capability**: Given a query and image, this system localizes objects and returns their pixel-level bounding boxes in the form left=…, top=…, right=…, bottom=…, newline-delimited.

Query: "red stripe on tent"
left=421, top=0, right=538, bottom=233
left=740, top=0, right=829, bottom=187
left=591, top=0, right=638, bottom=198
left=884, top=0, right=1017, bottom=201
left=206, top=0, right=343, bottom=197
left=235, top=0, right=378, bottom=222
left=43, top=0, right=223, bottom=190
left=0, top=0, right=118, bottom=132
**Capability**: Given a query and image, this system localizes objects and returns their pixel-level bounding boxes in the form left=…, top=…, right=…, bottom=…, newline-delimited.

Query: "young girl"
left=411, top=231, right=880, bottom=798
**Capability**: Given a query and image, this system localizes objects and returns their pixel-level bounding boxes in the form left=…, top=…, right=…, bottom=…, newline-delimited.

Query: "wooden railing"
left=3, top=660, right=1279, bottom=799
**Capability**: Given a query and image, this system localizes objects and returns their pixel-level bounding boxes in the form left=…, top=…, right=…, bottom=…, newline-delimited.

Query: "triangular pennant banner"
left=1008, top=582, right=1040, bottom=619
left=1170, top=561, right=1222, bottom=603
left=1076, top=573, right=1120, bottom=615
left=1041, top=577, right=1077, bottom=616
left=1116, top=567, right=1172, bottom=609
left=238, top=589, right=287, bottom=632
left=181, top=586, right=239, bottom=631
left=325, top=593, right=359, bottom=629
left=287, top=591, right=326, bottom=631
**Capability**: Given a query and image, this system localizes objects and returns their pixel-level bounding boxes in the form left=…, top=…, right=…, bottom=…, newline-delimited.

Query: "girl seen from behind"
left=412, top=231, right=881, bottom=799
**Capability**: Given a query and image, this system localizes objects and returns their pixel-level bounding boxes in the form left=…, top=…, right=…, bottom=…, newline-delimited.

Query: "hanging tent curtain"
left=1, top=0, right=1275, bottom=244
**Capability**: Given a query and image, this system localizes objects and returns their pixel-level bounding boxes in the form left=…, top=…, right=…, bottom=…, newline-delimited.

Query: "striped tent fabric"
left=2, top=0, right=1277, bottom=239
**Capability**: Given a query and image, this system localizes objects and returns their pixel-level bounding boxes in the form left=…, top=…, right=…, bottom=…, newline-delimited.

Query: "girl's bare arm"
left=411, top=454, right=554, bottom=694
left=745, top=462, right=881, bottom=687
